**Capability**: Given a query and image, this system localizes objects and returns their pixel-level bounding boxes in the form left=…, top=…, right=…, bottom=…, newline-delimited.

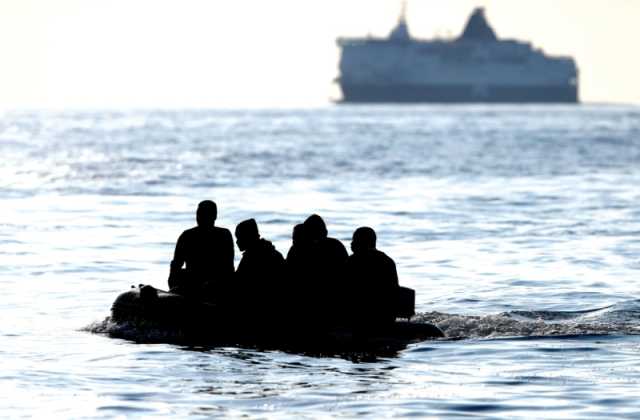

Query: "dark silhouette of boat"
left=109, top=285, right=445, bottom=351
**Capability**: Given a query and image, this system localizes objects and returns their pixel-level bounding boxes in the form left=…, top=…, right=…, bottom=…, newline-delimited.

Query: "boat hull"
left=109, top=286, right=444, bottom=349
left=339, top=83, right=578, bottom=103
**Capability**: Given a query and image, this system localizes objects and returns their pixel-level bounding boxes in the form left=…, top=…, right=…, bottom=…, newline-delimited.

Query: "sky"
left=0, top=0, right=638, bottom=108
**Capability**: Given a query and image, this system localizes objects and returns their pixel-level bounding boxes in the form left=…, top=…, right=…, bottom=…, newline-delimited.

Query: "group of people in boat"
left=168, top=200, right=401, bottom=328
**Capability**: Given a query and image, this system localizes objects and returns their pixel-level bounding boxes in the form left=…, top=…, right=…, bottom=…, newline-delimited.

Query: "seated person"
left=343, top=226, right=399, bottom=328
left=234, top=218, right=286, bottom=316
left=285, top=223, right=309, bottom=281
left=303, top=214, right=348, bottom=279
left=169, top=200, right=234, bottom=299
left=286, top=223, right=306, bottom=261
left=299, top=214, right=349, bottom=326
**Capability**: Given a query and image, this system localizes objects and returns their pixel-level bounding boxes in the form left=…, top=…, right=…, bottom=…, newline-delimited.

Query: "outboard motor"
left=394, top=286, right=415, bottom=319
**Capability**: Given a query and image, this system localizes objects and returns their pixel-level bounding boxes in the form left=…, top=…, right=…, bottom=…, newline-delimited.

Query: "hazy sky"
left=1, top=0, right=638, bottom=108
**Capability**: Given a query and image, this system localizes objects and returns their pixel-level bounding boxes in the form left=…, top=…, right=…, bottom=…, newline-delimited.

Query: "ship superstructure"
left=336, top=7, right=578, bottom=103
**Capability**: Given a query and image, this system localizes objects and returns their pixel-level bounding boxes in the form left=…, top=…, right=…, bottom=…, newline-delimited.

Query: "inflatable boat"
left=109, top=285, right=444, bottom=350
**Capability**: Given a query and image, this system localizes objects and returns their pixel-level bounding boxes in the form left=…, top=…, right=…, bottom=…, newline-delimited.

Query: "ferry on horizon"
left=336, top=6, right=579, bottom=103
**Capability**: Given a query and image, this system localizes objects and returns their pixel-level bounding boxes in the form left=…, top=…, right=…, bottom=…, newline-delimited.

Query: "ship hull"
left=339, top=83, right=578, bottom=104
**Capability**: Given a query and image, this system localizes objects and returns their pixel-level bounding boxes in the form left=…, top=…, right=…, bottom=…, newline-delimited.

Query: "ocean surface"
left=1, top=105, right=639, bottom=418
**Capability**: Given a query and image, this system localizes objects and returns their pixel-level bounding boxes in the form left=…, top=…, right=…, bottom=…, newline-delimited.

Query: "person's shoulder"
left=213, top=226, right=233, bottom=237
left=375, top=249, right=396, bottom=265
left=373, top=248, right=389, bottom=258
left=345, top=251, right=365, bottom=264
left=272, top=248, right=285, bottom=263
left=273, top=242, right=285, bottom=260
left=260, top=239, right=285, bottom=259
left=180, top=226, right=199, bottom=238
left=326, top=236, right=347, bottom=250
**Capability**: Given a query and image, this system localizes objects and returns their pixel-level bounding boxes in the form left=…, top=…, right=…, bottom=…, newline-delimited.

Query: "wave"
left=86, top=300, right=640, bottom=344
left=415, top=299, right=640, bottom=339
left=86, top=318, right=189, bottom=343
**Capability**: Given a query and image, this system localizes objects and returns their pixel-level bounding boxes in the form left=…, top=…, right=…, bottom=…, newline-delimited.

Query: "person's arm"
left=389, top=258, right=399, bottom=288
left=168, top=232, right=186, bottom=290
left=224, top=229, right=235, bottom=275
left=235, top=254, right=245, bottom=278
left=170, top=232, right=186, bottom=274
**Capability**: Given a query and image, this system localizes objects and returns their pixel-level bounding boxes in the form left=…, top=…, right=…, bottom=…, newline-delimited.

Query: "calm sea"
left=1, top=105, right=639, bottom=418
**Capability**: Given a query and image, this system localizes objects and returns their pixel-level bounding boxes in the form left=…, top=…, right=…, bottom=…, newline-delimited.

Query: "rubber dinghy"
left=110, top=285, right=445, bottom=349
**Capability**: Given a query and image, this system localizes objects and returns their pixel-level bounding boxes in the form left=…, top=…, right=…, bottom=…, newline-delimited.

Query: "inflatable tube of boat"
left=111, top=285, right=220, bottom=326
left=110, top=285, right=444, bottom=342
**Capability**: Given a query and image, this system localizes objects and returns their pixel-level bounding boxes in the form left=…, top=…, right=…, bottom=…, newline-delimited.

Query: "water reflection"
left=181, top=345, right=404, bottom=405
left=181, top=342, right=405, bottom=364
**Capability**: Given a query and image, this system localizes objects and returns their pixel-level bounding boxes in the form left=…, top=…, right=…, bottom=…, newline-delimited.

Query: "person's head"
left=303, top=214, right=328, bottom=242
left=235, top=218, right=260, bottom=251
left=351, top=226, right=377, bottom=254
left=292, top=223, right=305, bottom=246
left=196, top=200, right=217, bottom=227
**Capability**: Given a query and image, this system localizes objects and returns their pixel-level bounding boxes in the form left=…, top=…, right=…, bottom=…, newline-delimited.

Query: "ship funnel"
left=459, top=7, right=498, bottom=42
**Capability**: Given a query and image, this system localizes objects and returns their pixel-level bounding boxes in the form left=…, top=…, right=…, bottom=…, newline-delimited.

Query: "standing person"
left=169, top=200, right=234, bottom=300
left=344, top=227, right=399, bottom=329
left=234, top=218, right=286, bottom=320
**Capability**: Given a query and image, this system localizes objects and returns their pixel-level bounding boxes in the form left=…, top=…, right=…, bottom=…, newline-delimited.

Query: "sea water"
left=1, top=105, right=639, bottom=418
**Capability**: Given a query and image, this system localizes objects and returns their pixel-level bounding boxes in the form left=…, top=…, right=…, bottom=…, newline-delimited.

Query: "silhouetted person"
left=234, top=218, right=286, bottom=318
left=301, top=214, right=349, bottom=327
left=169, top=200, right=234, bottom=299
left=344, top=227, right=399, bottom=329
left=285, top=223, right=309, bottom=281
left=287, top=224, right=306, bottom=260
left=303, top=214, right=348, bottom=275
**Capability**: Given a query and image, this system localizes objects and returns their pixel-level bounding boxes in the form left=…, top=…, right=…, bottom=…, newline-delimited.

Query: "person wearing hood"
left=299, top=214, right=349, bottom=327
left=302, top=214, right=348, bottom=280
left=234, top=218, right=286, bottom=316
left=285, top=223, right=309, bottom=282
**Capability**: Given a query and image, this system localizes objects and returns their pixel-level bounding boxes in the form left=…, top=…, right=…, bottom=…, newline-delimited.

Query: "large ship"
left=336, top=7, right=578, bottom=103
